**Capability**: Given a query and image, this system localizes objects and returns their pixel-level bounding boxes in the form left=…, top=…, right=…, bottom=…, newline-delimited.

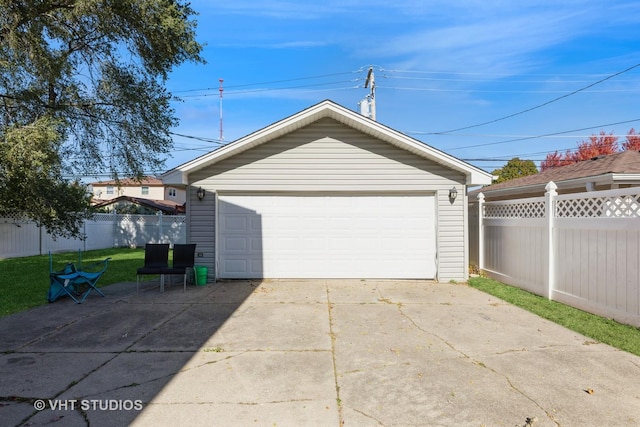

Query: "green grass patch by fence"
left=0, top=248, right=146, bottom=317
left=468, top=276, right=640, bottom=357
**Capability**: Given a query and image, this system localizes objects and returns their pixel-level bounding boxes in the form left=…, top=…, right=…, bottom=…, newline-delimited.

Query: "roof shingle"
left=480, top=150, right=640, bottom=193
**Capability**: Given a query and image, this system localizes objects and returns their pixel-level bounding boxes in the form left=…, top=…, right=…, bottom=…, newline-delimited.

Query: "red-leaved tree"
left=623, top=128, right=640, bottom=151
left=540, top=129, right=638, bottom=171
left=567, top=131, right=618, bottom=162
left=540, top=151, right=573, bottom=170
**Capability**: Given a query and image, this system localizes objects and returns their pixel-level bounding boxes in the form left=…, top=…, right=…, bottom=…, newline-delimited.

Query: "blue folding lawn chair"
left=47, top=251, right=111, bottom=303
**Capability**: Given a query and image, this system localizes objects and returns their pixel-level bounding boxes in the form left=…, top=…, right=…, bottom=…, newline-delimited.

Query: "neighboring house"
left=90, top=176, right=186, bottom=204
left=163, top=100, right=492, bottom=282
left=470, top=150, right=640, bottom=201
left=89, top=176, right=186, bottom=214
left=92, top=195, right=186, bottom=215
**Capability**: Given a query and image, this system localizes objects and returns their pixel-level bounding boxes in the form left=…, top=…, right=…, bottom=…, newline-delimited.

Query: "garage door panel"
left=218, top=195, right=436, bottom=279
left=222, top=259, right=248, bottom=275
left=222, top=237, right=248, bottom=252
left=222, top=216, right=247, bottom=232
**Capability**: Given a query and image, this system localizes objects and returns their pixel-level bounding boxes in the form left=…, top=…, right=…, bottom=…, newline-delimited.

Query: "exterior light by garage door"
left=196, top=187, right=205, bottom=200
left=449, top=187, right=458, bottom=201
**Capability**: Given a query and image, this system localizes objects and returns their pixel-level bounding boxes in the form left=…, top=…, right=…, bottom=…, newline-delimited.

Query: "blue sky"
left=164, top=0, right=640, bottom=173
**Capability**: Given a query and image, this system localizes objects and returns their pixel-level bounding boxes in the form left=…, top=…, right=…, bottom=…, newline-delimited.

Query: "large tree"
left=0, top=0, right=204, bottom=237
left=491, top=157, right=538, bottom=184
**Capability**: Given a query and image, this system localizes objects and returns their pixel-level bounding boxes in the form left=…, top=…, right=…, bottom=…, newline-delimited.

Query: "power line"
left=178, top=80, right=361, bottom=98
left=410, top=132, right=636, bottom=139
left=384, top=75, right=637, bottom=84
left=168, top=131, right=224, bottom=144
left=380, top=85, right=634, bottom=94
left=425, top=118, right=640, bottom=151
left=377, top=67, right=620, bottom=78
left=171, top=69, right=364, bottom=94
left=426, top=62, right=640, bottom=135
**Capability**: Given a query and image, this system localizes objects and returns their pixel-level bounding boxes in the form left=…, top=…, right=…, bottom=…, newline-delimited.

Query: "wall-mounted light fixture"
left=196, top=187, right=205, bottom=200
left=449, top=186, right=458, bottom=201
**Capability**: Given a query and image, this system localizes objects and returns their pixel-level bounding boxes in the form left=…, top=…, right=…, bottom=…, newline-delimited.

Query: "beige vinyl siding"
left=436, top=189, right=467, bottom=281
left=188, top=186, right=215, bottom=281
left=191, top=118, right=462, bottom=191
left=189, top=118, right=468, bottom=281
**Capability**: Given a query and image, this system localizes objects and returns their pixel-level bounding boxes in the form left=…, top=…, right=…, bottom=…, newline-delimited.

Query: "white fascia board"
left=610, top=173, right=640, bottom=183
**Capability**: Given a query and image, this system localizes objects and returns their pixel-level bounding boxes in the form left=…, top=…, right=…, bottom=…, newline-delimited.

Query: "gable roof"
left=163, top=100, right=492, bottom=186
left=474, top=150, right=640, bottom=197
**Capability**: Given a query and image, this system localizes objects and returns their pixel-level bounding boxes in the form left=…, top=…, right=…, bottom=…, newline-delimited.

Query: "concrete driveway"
left=1, top=279, right=640, bottom=426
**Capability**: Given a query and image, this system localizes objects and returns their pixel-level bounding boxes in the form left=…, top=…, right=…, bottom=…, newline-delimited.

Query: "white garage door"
left=218, top=194, right=436, bottom=279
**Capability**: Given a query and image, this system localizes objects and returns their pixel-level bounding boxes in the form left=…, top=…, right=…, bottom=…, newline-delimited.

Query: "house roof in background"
left=89, top=176, right=163, bottom=186
left=163, top=100, right=493, bottom=187
left=92, top=196, right=185, bottom=214
left=474, top=150, right=640, bottom=196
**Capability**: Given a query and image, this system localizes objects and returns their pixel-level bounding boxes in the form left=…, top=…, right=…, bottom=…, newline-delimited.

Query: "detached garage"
left=163, top=100, right=492, bottom=282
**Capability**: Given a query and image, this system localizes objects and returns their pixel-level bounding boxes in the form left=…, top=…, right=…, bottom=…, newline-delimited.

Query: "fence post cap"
left=477, top=192, right=485, bottom=201
left=545, top=181, right=558, bottom=193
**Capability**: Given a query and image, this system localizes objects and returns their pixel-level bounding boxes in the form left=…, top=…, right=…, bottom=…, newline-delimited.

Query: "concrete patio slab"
left=200, top=303, right=331, bottom=351
left=1, top=279, right=639, bottom=426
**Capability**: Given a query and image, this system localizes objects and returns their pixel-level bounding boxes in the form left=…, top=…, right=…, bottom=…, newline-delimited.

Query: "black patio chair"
left=136, top=243, right=170, bottom=292
left=162, top=244, right=197, bottom=292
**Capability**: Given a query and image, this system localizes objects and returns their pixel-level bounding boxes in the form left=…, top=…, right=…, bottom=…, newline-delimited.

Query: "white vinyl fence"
left=471, top=182, right=640, bottom=327
left=0, top=213, right=186, bottom=259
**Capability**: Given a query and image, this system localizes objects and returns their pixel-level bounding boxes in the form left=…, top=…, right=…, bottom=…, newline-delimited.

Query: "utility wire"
left=384, top=75, right=636, bottom=84
left=424, top=62, right=640, bottom=135
left=179, top=80, right=360, bottom=98
left=169, top=131, right=224, bottom=144
left=377, top=66, right=629, bottom=78
left=171, top=69, right=364, bottom=94
left=441, top=118, right=640, bottom=151
left=380, top=86, right=633, bottom=94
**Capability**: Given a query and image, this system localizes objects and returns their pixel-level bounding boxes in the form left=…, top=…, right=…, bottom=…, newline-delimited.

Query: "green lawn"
left=0, top=248, right=146, bottom=317
left=468, top=276, right=640, bottom=357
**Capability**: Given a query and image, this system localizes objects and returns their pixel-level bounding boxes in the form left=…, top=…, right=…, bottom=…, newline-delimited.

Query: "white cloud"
left=363, top=8, right=595, bottom=76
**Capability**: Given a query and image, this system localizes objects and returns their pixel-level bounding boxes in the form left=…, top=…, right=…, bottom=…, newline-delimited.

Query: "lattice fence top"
left=92, top=213, right=116, bottom=222
left=556, top=193, right=640, bottom=218
left=92, top=213, right=186, bottom=223
left=166, top=216, right=187, bottom=225
left=484, top=201, right=545, bottom=218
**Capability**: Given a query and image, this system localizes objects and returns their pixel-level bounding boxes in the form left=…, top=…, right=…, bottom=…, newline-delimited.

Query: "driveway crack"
left=396, top=304, right=560, bottom=427
left=325, top=282, right=344, bottom=426
left=347, top=404, right=384, bottom=425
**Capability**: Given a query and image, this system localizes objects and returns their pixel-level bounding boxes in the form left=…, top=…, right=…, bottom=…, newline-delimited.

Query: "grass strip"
left=0, top=248, right=146, bottom=318
left=468, top=276, right=640, bottom=357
